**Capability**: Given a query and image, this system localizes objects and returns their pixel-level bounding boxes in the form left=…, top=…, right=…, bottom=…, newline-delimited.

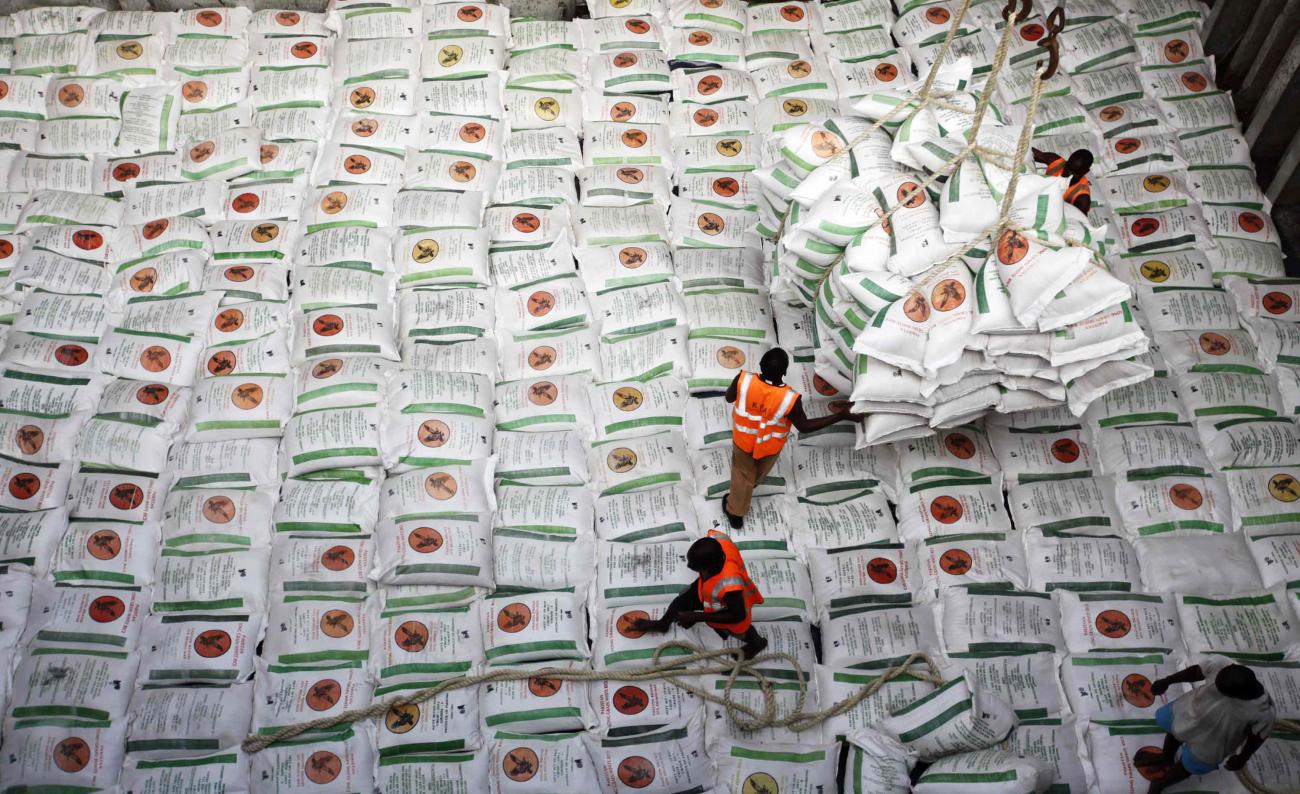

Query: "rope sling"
left=243, top=3, right=1300, bottom=792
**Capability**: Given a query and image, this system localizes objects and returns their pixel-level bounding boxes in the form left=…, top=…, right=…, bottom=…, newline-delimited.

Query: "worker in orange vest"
left=631, top=529, right=770, bottom=659
left=722, top=348, right=862, bottom=529
left=1032, top=146, right=1093, bottom=215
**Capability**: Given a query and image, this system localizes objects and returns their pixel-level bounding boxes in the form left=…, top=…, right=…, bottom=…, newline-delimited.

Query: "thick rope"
left=242, top=641, right=943, bottom=753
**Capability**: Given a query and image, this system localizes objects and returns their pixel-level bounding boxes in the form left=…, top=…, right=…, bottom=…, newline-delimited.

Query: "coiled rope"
left=242, top=641, right=944, bottom=752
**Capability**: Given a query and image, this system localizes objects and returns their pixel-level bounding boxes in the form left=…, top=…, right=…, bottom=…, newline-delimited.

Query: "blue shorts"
left=1154, top=703, right=1221, bottom=775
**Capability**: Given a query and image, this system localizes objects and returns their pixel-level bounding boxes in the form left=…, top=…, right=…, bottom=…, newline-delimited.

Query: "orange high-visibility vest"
left=1046, top=156, right=1091, bottom=210
left=696, top=529, right=764, bottom=634
left=731, top=371, right=800, bottom=459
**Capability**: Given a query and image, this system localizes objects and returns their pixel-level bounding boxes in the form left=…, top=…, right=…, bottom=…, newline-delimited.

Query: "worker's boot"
left=721, top=494, right=744, bottom=530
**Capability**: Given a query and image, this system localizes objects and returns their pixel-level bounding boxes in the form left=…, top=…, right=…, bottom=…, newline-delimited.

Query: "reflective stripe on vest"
left=732, top=371, right=799, bottom=459
left=1047, top=157, right=1090, bottom=208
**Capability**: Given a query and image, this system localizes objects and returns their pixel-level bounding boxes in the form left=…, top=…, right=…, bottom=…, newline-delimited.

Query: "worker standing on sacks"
left=721, top=347, right=863, bottom=528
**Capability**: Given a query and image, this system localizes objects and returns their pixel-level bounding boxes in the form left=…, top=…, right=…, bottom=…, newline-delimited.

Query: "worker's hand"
left=1149, top=679, right=1170, bottom=697
left=849, top=411, right=867, bottom=423
left=675, top=612, right=704, bottom=629
left=630, top=617, right=669, bottom=634
left=1224, top=755, right=1247, bottom=771
left=1031, top=147, right=1045, bottom=159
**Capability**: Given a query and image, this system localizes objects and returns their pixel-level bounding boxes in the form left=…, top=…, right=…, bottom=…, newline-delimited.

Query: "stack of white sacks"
left=0, top=0, right=1298, bottom=793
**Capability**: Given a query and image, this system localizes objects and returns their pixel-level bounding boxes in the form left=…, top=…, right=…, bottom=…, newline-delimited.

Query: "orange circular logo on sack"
left=1095, top=609, right=1132, bottom=638
left=697, top=74, right=723, bottom=95
left=787, top=60, right=812, bottom=78
left=617, top=609, right=651, bottom=637
left=619, top=247, right=647, bottom=268
left=89, top=595, right=125, bottom=623
left=1164, top=39, right=1190, bottom=63
left=618, top=756, right=656, bottom=789
left=939, top=548, right=972, bottom=574
left=527, top=381, right=558, bottom=405
left=504, top=747, right=540, bottom=782
left=613, top=52, right=638, bottom=68
left=1099, top=106, right=1124, bottom=123
left=386, top=704, right=419, bottom=733
left=349, top=87, right=376, bottom=108
left=0, top=240, right=12, bottom=260
left=1115, top=137, right=1142, bottom=154
left=306, top=679, right=340, bottom=711
left=408, top=526, right=444, bottom=553
left=54, top=344, right=88, bottom=367
left=618, top=167, right=644, bottom=184
left=315, top=550, right=363, bottom=588
left=613, top=387, right=643, bottom=411
left=112, top=163, right=140, bottom=183
left=53, top=738, right=90, bottom=773
left=109, top=483, right=144, bottom=510
left=931, top=279, right=965, bottom=311
left=875, top=62, right=899, bottom=81
left=291, top=41, right=318, bottom=59
left=139, top=345, right=171, bottom=373
left=1239, top=211, right=1266, bottom=234
left=259, top=144, right=278, bottom=163
left=613, top=685, right=649, bottom=714
left=58, top=83, right=84, bottom=107
left=1051, top=438, right=1081, bottom=463
left=136, top=383, right=169, bottom=405
left=312, top=359, right=343, bottom=379
left=449, top=161, right=477, bottom=182
left=903, top=294, right=930, bottom=323
left=996, top=230, right=1029, bottom=265
left=926, top=6, right=951, bottom=23
left=424, top=471, right=459, bottom=500
left=693, top=107, right=718, bottom=127
left=14, top=424, right=43, bottom=455
left=811, top=130, right=843, bottom=159
left=1270, top=473, right=1300, bottom=502
left=944, top=432, right=976, bottom=459
left=230, top=383, right=263, bottom=410
left=717, top=138, right=743, bottom=156
left=231, top=193, right=260, bottom=214
left=276, top=11, right=301, bottom=25
left=626, top=18, right=651, bottom=33
left=930, top=495, right=963, bottom=524
left=457, top=5, right=483, bottom=21
left=1169, top=483, right=1203, bottom=510
left=513, top=213, right=541, bottom=233
left=1020, top=23, right=1044, bottom=41
left=344, top=154, right=371, bottom=175
left=498, top=603, right=532, bottom=633
left=213, top=307, right=244, bottom=332
left=1199, top=332, right=1231, bottom=355
left=611, top=101, right=637, bottom=122
left=1122, top=673, right=1156, bottom=708
left=313, top=314, right=344, bottom=337
left=622, top=129, right=648, bottom=148
left=193, top=629, right=231, bottom=657
left=781, top=4, right=805, bottom=21
left=1139, top=260, right=1169, bottom=282
left=320, top=191, right=347, bottom=215
left=86, top=529, right=120, bottom=560
left=607, top=448, right=638, bottom=473
left=202, top=495, right=236, bottom=524
left=73, top=229, right=104, bottom=249
left=195, top=10, right=223, bottom=26
left=460, top=122, right=486, bottom=142
left=813, top=374, right=838, bottom=396
left=698, top=212, right=725, bottom=235
left=182, top=80, right=207, bottom=102
left=1181, top=71, right=1207, bottom=92
left=527, top=291, right=555, bottom=317
left=1264, top=291, right=1294, bottom=314
left=1131, top=218, right=1161, bottom=237
left=713, top=176, right=740, bottom=197
left=305, top=751, right=341, bottom=784
left=128, top=267, right=156, bottom=294
left=418, top=419, right=450, bottom=448
left=529, top=676, right=562, bottom=697
left=528, top=345, right=556, bottom=370
left=689, top=30, right=713, bottom=46
left=717, top=345, right=745, bottom=368
left=320, top=610, right=354, bottom=638
left=7, top=472, right=40, bottom=500
left=140, top=218, right=168, bottom=240
left=224, top=265, right=255, bottom=282
left=867, top=557, right=897, bottom=584
left=0, top=81, right=7, bottom=101
left=395, top=620, right=429, bottom=651
left=1143, top=175, right=1170, bottom=193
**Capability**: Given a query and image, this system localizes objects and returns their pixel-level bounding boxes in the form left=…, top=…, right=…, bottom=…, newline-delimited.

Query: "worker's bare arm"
left=675, top=591, right=746, bottom=628
left=1150, top=665, right=1206, bottom=696
left=788, top=397, right=864, bottom=434
left=1225, top=730, right=1267, bottom=770
left=724, top=373, right=741, bottom=403
left=1074, top=194, right=1091, bottom=215
left=1031, top=147, right=1057, bottom=165
left=631, top=585, right=700, bottom=634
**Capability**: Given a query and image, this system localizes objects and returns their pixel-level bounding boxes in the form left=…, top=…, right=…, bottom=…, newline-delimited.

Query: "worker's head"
left=1067, top=149, right=1093, bottom=177
left=759, top=347, right=789, bottom=384
left=1215, top=664, right=1265, bottom=700
left=686, top=537, right=726, bottom=577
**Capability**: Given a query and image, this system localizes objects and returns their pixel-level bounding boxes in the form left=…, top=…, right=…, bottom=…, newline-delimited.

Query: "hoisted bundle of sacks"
left=765, top=57, right=1153, bottom=446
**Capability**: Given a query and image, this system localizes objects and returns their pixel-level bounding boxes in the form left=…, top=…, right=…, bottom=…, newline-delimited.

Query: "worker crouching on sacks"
left=722, top=347, right=863, bottom=529
left=631, top=530, right=769, bottom=659
left=1032, top=146, right=1093, bottom=215
left=1145, top=658, right=1276, bottom=793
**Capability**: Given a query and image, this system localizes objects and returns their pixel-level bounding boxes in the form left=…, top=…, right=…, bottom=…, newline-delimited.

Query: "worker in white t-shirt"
left=1146, top=656, right=1276, bottom=793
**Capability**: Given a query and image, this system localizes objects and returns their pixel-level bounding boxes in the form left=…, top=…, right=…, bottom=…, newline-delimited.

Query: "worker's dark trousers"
left=729, top=443, right=780, bottom=517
